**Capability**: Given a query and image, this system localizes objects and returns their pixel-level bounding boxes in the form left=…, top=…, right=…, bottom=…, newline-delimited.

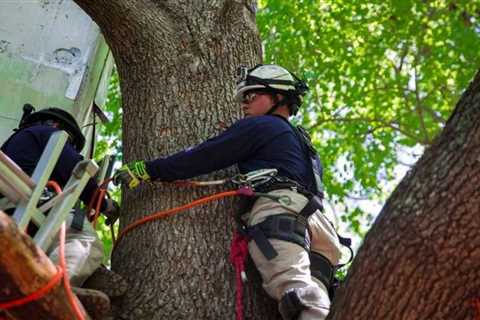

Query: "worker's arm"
left=54, top=143, right=115, bottom=213
left=114, top=116, right=289, bottom=189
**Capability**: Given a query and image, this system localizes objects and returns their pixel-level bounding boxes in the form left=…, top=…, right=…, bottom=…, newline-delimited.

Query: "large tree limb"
left=0, top=211, right=89, bottom=320
left=329, top=71, right=480, bottom=319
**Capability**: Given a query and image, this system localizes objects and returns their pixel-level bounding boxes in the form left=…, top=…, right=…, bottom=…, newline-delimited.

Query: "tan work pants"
left=47, top=214, right=104, bottom=287
left=244, top=189, right=343, bottom=320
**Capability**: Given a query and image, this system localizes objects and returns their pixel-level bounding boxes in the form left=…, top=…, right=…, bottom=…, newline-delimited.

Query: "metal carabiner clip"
left=231, top=168, right=278, bottom=186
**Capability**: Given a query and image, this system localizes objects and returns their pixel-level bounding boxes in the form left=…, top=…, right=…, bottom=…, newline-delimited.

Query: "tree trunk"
left=72, top=1, right=280, bottom=319
left=0, top=211, right=89, bottom=320
left=329, top=70, right=480, bottom=319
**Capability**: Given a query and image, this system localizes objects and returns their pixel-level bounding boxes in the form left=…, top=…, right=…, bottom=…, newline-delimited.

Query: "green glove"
left=113, top=160, right=151, bottom=189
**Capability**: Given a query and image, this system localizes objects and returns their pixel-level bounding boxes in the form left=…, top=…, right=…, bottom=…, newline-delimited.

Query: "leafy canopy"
left=257, top=0, right=480, bottom=236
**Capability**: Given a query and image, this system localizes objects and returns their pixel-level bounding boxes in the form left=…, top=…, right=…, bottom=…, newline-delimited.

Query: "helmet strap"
left=266, top=93, right=291, bottom=116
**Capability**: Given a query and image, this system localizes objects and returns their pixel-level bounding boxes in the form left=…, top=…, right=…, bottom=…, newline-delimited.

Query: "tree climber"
left=114, top=64, right=348, bottom=320
left=1, top=106, right=125, bottom=319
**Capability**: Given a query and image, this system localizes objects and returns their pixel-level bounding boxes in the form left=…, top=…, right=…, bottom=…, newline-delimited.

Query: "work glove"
left=113, top=160, right=151, bottom=190
left=103, top=199, right=120, bottom=226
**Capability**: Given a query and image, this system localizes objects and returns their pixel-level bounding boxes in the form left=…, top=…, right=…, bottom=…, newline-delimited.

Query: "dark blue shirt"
left=146, top=115, right=318, bottom=194
left=1, top=125, right=105, bottom=210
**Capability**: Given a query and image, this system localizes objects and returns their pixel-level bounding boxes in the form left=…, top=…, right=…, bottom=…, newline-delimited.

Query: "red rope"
left=0, top=181, right=85, bottom=319
left=86, top=178, right=112, bottom=228
left=59, top=223, right=85, bottom=320
left=0, top=225, right=84, bottom=319
left=0, top=266, right=64, bottom=310
left=230, top=231, right=250, bottom=320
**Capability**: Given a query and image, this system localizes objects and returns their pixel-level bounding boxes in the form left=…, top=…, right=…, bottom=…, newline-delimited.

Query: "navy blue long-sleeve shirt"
left=1, top=125, right=106, bottom=210
left=146, top=115, right=318, bottom=194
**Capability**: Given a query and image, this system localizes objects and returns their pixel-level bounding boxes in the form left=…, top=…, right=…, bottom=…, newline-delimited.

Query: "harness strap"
left=247, top=223, right=278, bottom=260
left=247, top=214, right=309, bottom=261
left=298, top=195, right=324, bottom=218
left=253, top=176, right=311, bottom=199
left=247, top=214, right=337, bottom=296
left=70, top=203, right=84, bottom=231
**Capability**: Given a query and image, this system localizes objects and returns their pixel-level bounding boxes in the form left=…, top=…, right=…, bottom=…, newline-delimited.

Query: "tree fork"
left=0, top=211, right=90, bottom=320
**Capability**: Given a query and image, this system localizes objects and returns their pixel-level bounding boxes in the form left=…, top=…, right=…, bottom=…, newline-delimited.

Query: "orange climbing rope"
left=0, top=181, right=85, bottom=319
left=113, top=189, right=251, bottom=248
left=87, top=178, right=112, bottom=228
left=90, top=177, right=256, bottom=320
left=59, top=222, right=85, bottom=320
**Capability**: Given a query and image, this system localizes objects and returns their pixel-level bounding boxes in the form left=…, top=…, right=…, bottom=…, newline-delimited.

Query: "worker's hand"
left=103, top=199, right=120, bottom=226
left=113, top=160, right=151, bottom=189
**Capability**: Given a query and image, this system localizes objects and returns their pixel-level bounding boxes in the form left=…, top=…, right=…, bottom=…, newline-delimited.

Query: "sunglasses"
left=241, top=92, right=262, bottom=104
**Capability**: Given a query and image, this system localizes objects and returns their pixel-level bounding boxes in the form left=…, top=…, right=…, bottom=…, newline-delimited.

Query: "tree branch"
left=413, top=59, right=431, bottom=144
left=0, top=211, right=89, bottom=319
left=309, top=116, right=429, bottom=145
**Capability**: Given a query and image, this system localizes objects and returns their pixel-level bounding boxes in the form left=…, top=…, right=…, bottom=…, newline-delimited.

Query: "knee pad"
left=309, top=251, right=334, bottom=290
left=279, top=289, right=306, bottom=320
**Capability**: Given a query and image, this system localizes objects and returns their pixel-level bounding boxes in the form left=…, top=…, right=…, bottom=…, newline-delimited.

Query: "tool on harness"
left=231, top=168, right=278, bottom=186
left=231, top=169, right=292, bottom=205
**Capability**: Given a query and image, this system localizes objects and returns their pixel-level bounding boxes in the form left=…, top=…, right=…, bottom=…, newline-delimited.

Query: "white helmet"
left=235, top=64, right=308, bottom=114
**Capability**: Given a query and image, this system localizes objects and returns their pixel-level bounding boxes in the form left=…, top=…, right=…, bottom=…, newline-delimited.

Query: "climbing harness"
left=105, top=168, right=352, bottom=320
left=111, top=169, right=291, bottom=248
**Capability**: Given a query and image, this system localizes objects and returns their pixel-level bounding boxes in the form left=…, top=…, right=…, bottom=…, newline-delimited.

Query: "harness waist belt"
left=254, top=176, right=312, bottom=198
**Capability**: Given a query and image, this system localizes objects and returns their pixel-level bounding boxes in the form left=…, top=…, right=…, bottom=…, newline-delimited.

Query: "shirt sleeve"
left=145, top=117, right=288, bottom=181
left=53, top=143, right=107, bottom=211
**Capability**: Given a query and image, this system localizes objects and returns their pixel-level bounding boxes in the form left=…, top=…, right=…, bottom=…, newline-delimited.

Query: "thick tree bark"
left=329, top=70, right=480, bottom=319
left=0, top=211, right=89, bottom=320
left=72, top=1, right=280, bottom=319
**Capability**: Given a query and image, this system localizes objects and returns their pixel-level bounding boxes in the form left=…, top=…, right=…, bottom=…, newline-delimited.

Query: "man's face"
left=240, top=91, right=273, bottom=118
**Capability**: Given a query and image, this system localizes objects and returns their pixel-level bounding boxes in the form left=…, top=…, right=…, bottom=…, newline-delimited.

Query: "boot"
left=82, top=265, right=128, bottom=299
left=73, top=287, right=111, bottom=320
